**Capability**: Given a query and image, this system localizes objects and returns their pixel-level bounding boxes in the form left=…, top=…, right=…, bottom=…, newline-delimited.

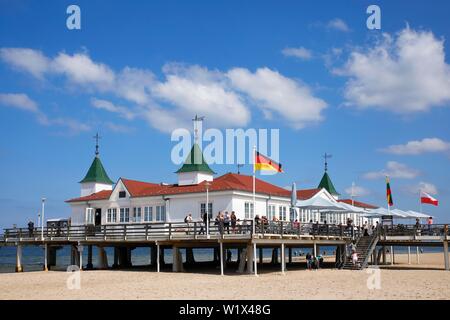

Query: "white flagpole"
left=419, top=189, right=423, bottom=214
left=252, top=146, right=256, bottom=235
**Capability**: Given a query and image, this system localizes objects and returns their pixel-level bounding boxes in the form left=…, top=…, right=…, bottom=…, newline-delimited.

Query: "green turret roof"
left=318, top=172, right=339, bottom=195
left=80, top=156, right=114, bottom=184
left=176, top=143, right=215, bottom=174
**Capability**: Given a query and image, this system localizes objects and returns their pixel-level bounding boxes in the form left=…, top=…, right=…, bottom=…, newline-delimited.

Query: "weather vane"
left=323, top=153, right=332, bottom=172
left=94, top=132, right=101, bottom=157
left=192, top=115, right=205, bottom=143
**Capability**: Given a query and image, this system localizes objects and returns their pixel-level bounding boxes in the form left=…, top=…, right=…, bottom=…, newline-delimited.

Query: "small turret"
left=79, top=133, right=114, bottom=196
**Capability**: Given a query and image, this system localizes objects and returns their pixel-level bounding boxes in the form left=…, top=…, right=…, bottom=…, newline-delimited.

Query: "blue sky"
left=0, top=0, right=449, bottom=228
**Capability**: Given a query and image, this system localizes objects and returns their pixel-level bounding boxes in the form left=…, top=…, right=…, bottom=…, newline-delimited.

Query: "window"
left=85, top=208, right=94, bottom=225
left=144, top=206, right=153, bottom=222
left=320, top=212, right=326, bottom=223
left=244, top=202, right=254, bottom=219
left=267, top=205, right=276, bottom=220
left=279, top=206, right=287, bottom=221
left=107, top=208, right=117, bottom=223
left=133, top=207, right=142, bottom=223
left=200, top=203, right=213, bottom=219
left=156, top=205, right=166, bottom=222
left=120, top=208, right=130, bottom=223
left=119, top=191, right=126, bottom=198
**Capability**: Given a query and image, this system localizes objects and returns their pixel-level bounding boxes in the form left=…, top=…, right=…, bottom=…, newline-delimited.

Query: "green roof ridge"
left=176, top=143, right=215, bottom=174
left=318, top=172, right=339, bottom=195
left=80, top=156, right=114, bottom=184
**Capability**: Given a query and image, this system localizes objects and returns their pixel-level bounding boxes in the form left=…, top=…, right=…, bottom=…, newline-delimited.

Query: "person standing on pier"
left=230, top=211, right=237, bottom=233
left=224, top=211, right=230, bottom=234
left=27, top=220, right=34, bottom=237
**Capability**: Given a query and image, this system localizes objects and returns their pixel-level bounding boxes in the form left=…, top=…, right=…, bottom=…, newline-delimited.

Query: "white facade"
left=177, top=171, right=213, bottom=186
left=80, top=182, right=112, bottom=197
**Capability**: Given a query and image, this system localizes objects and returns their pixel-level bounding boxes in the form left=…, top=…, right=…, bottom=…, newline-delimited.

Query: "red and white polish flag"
left=421, top=192, right=439, bottom=206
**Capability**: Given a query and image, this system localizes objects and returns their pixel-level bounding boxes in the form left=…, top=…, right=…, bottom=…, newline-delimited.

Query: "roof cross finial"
left=323, top=153, right=332, bottom=172
left=192, top=115, right=205, bottom=143
left=94, top=132, right=101, bottom=157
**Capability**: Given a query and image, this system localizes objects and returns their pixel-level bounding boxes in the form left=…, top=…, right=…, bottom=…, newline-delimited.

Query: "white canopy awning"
left=405, top=210, right=432, bottom=219
left=295, top=195, right=346, bottom=211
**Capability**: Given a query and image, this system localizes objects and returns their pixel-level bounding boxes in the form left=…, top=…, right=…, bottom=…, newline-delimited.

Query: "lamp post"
left=205, top=181, right=211, bottom=239
left=41, top=198, right=46, bottom=240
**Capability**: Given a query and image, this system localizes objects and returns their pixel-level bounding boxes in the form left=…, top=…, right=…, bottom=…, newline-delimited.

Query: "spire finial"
left=323, top=153, right=332, bottom=172
left=192, top=115, right=205, bottom=143
left=94, top=132, right=101, bottom=157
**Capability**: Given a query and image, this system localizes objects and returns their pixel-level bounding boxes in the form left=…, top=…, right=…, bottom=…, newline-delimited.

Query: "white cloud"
left=381, top=138, right=450, bottom=155
left=115, top=67, right=155, bottom=105
left=282, top=47, right=313, bottom=60
left=1, top=48, right=329, bottom=133
left=327, top=18, right=351, bottom=32
left=0, top=93, right=39, bottom=112
left=227, top=67, right=327, bottom=129
left=152, top=64, right=251, bottom=129
left=344, top=185, right=371, bottom=197
left=104, top=122, right=134, bottom=133
left=52, top=52, right=115, bottom=91
left=336, top=27, right=450, bottom=113
left=0, top=92, right=90, bottom=134
left=405, top=182, right=438, bottom=196
left=91, top=98, right=136, bottom=120
left=0, top=48, right=50, bottom=78
left=363, top=161, right=420, bottom=180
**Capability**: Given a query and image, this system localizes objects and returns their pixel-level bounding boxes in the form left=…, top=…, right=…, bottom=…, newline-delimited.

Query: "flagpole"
left=386, top=175, right=391, bottom=215
left=252, top=146, right=256, bottom=235
left=419, top=189, right=423, bottom=214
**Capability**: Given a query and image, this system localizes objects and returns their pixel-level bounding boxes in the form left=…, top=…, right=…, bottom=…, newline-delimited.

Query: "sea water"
left=0, top=245, right=447, bottom=273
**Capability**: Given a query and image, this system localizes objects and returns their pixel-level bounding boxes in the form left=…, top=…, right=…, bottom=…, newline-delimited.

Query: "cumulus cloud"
left=363, top=161, right=420, bottom=180
left=282, top=47, right=313, bottom=60
left=405, top=182, right=438, bottom=196
left=52, top=52, right=115, bottom=91
left=381, top=138, right=450, bottom=155
left=91, top=98, right=136, bottom=120
left=0, top=92, right=90, bottom=134
left=344, top=184, right=371, bottom=197
left=227, top=67, right=327, bottom=129
left=0, top=93, right=39, bottom=112
left=152, top=64, right=251, bottom=129
left=336, top=27, right=450, bottom=113
left=1, top=48, right=329, bottom=133
left=0, top=48, right=50, bottom=78
left=327, top=18, right=351, bottom=32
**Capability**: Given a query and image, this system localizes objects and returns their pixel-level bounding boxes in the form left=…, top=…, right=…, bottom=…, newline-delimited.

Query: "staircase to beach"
left=342, top=232, right=379, bottom=270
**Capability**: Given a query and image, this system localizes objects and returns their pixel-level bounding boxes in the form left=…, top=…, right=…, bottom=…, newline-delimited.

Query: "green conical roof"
left=176, top=143, right=215, bottom=174
left=80, top=157, right=114, bottom=184
left=318, top=172, right=339, bottom=195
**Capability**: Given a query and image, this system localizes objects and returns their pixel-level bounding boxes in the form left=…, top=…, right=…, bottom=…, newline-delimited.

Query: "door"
left=95, top=209, right=102, bottom=226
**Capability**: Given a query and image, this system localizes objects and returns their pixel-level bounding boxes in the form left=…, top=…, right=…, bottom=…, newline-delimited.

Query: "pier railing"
left=1, top=220, right=360, bottom=243
left=381, top=224, right=449, bottom=237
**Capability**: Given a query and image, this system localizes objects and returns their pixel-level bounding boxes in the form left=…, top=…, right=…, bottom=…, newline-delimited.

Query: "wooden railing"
left=381, top=224, right=449, bottom=237
left=0, top=220, right=360, bottom=242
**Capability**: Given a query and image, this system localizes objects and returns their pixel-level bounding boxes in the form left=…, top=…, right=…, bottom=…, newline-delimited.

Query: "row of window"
left=244, top=203, right=290, bottom=221
left=106, top=205, right=166, bottom=223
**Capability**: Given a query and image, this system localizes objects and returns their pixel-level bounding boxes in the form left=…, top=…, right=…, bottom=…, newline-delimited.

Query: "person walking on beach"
left=351, top=250, right=359, bottom=269
left=230, top=211, right=237, bottom=233
left=306, top=252, right=312, bottom=270
left=224, top=211, right=230, bottom=234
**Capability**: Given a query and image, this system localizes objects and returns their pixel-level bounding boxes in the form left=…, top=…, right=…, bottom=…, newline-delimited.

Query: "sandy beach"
left=0, top=252, right=449, bottom=300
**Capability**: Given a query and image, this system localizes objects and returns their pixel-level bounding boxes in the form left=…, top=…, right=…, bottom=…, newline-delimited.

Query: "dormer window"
left=119, top=191, right=126, bottom=198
